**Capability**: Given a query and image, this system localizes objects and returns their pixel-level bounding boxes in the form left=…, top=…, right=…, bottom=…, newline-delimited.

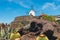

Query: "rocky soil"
left=18, top=18, right=60, bottom=40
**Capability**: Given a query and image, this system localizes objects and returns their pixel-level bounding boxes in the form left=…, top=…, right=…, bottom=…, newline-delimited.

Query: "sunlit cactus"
left=24, top=24, right=30, bottom=30
left=36, top=34, right=49, bottom=40
left=10, top=32, right=21, bottom=40
left=15, top=38, right=20, bottom=40
left=0, top=26, right=5, bottom=39
left=0, top=25, right=13, bottom=40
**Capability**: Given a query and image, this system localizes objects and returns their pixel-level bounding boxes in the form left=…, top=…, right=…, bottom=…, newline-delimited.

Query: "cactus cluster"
left=0, top=25, right=21, bottom=40
left=0, top=26, right=5, bottom=40
left=0, top=26, right=13, bottom=40
left=10, top=32, right=21, bottom=40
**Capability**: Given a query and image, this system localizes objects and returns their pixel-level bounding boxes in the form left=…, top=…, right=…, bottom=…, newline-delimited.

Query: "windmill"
left=26, top=5, right=40, bottom=16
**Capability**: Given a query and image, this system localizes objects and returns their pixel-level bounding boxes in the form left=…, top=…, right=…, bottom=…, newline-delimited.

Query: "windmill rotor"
left=25, top=5, right=41, bottom=16
left=34, top=10, right=40, bottom=12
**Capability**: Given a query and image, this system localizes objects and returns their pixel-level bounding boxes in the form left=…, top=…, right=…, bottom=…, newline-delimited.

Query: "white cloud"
left=42, top=2, right=60, bottom=15
left=19, top=1, right=30, bottom=8
left=8, top=0, right=13, bottom=2
left=57, top=5, right=60, bottom=9
left=42, top=3, right=57, bottom=10
left=19, top=0, right=34, bottom=8
left=12, top=0, right=34, bottom=8
left=7, top=0, right=34, bottom=8
left=55, top=0, right=60, bottom=2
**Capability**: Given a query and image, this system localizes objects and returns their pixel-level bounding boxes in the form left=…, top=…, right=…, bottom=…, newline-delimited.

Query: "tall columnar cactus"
left=0, top=26, right=13, bottom=40
left=6, top=26, right=12, bottom=40
left=0, top=26, right=5, bottom=40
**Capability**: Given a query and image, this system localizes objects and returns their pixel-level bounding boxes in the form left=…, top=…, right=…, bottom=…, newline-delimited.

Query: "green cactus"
left=36, top=36, right=49, bottom=40
left=36, top=34, right=49, bottom=40
left=0, top=26, right=13, bottom=40
left=10, top=32, right=21, bottom=40
left=24, top=23, right=30, bottom=29
left=0, top=26, right=5, bottom=39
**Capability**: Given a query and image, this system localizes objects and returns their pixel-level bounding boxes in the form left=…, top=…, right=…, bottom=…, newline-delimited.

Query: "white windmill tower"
left=26, top=5, right=40, bottom=16
left=29, top=5, right=35, bottom=16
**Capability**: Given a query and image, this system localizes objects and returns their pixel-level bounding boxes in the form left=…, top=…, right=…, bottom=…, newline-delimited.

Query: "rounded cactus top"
left=36, top=34, right=49, bottom=40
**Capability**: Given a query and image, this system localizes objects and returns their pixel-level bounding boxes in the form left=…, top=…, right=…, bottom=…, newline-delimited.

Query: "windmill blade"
left=34, top=9, right=40, bottom=12
left=25, top=11, right=29, bottom=16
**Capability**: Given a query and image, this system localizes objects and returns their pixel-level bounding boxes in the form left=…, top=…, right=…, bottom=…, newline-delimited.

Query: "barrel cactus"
left=10, top=28, right=21, bottom=40
left=10, top=32, right=21, bottom=40
left=36, top=34, right=49, bottom=40
left=15, top=38, right=20, bottom=40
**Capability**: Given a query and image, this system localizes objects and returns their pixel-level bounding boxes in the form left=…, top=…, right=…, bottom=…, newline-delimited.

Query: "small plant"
left=41, top=15, right=56, bottom=22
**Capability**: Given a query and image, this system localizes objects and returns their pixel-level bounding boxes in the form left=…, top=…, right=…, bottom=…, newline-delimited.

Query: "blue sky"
left=0, top=0, right=60, bottom=23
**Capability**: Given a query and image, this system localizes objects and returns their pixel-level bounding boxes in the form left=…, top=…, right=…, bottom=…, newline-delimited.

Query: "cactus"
left=36, top=34, right=49, bottom=40
left=0, top=26, right=6, bottom=40
left=9, top=27, right=21, bottom=40
left=24, top=23, right=30, bottom=30
left=10, top=32, right=21, bottom=40
left=0, top=26, right=13, bottom=40
left=36, top=36, right=49, bottom=40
